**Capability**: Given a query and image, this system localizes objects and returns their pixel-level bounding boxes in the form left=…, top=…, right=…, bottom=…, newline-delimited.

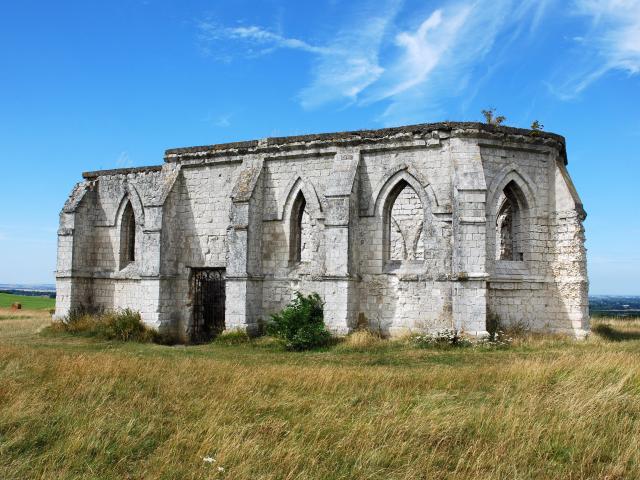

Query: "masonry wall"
left=480, top=143, right=588, bottom=336
left=260, top=154, right=330, bottom=320
left=257, top=144, right=458, bottom=336
left=56, top=123, right=588, bottom=339
left=160, top=162, right=243, bottom=335
left=354, top=146, right=454, bottom=335
left=55, top=167, right=175, bottom=327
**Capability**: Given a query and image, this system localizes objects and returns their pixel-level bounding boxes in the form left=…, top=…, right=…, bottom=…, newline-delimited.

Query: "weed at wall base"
left=213, top=330, right=251, bottom=346
left=48, top=308, right=156, bottom=343
left=411, top=328, right=513, bottom=349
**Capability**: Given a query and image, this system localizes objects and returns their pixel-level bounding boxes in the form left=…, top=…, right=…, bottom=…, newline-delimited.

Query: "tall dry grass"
left=1, top=313, right=639, bottom=479
left=0, top=307, right=51, bottom=339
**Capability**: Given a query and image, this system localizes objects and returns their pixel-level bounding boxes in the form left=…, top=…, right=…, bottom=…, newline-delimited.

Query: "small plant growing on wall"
left=530, top=120, right=544, bottom=136
left=530, top=120, right=544, bottom=130
left=481, top=108, right=506, bottom=125
left=457, top=271, right=469, bottom=282
left=267, top=292, right=331, bottom=351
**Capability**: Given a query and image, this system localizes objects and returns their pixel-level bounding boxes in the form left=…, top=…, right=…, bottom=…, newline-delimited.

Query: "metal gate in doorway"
left=191, top=268, right=225, bottom=343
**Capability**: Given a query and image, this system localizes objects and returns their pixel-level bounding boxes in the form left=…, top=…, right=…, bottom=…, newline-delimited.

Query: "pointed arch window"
left=120, top=201, right=136, bottom=268
left=496, top=180, right=527, bottom=262
left=384, top=180, right=425, bottom=263
left=289, top=190, right=308, bottom=264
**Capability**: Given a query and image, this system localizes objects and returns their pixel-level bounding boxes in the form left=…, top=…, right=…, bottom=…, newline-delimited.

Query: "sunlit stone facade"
left=55, top=122, right=589, bottom=339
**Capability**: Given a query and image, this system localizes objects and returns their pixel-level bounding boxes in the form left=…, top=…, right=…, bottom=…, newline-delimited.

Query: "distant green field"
left=0, top=293, right=55, bottom=310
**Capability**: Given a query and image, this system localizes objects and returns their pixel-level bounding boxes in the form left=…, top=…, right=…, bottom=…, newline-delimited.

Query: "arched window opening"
left=120, top=201, right=136, bottom=268
left=289, top=191, right=310, bottom=264
left=386, top=180, right=425, bottom=262
left=495, top=180, right=526, bottom=261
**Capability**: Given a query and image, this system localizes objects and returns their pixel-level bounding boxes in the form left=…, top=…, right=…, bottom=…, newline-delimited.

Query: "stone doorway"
left=191, top=268, right=226, bottom=343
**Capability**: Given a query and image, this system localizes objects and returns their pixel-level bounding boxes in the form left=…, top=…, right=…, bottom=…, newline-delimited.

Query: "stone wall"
left=56, top=122, right=588, bottom=339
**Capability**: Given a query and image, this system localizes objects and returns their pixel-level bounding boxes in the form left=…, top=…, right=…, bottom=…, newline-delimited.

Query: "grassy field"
left=1, top=311, right=640, bottom=479
left=0, top=292, right=55, bottom=310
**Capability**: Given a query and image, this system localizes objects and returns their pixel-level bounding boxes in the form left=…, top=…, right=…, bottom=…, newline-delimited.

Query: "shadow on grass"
left=592, top=323, right=640, bottom=342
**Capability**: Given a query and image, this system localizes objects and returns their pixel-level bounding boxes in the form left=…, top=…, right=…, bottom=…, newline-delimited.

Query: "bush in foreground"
left=267, top=292, right=331, bottom=351
left=51, top=308, right=155, bottom=343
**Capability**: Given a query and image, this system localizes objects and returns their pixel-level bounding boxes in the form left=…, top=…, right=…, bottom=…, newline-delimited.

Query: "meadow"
left=1, top=307, right=639, bottom=479
left=0, top=292, right=55, bottom=310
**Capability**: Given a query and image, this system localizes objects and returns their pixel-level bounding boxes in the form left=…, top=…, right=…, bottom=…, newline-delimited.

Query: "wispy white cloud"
left=297, top=5, right=398, bottom=109
left=202, top=110, right=235, bottom=128
left=369, top=0, right=547, bottom=123
left=517, top=0, right=555, bottom=35
left=198, top=1, right=402, bottom=109
left=199, top=23, right=333, bottom=55
left=551, top=0, right=640, bottom=98
left=198, top=0, right=638, bottom=120
left=197, top=21, right=335, bottom=62
left=366, top=6, right=473, bottom=103
left=214, top=114, right=232, bottom=128
left=115, top=151, right=132, bottom=168
left=312, top=0, right=554, bottom=122
left=197, top=1, right=545, bottom=120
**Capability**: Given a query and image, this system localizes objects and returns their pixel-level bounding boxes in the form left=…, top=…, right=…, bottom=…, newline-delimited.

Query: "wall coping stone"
left=82, top=165, right=162, bottom=179
left=78, top=122, right=568, bottom=179
left=164, top=122, right=565, bottom=159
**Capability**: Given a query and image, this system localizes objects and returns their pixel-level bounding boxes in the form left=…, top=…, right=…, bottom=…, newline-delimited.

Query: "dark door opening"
left=191, top=268, right=226, bottom=343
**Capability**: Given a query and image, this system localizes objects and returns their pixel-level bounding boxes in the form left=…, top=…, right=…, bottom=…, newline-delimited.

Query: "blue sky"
left=0, top=0, right=639, bottom=294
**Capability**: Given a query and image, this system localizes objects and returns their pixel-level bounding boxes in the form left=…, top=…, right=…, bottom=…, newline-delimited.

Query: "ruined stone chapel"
left=55, top=122, right=589, bottom=340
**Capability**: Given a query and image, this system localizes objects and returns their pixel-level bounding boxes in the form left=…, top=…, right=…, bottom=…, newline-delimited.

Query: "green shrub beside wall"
left=267, top=292, right=331, bottom=351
